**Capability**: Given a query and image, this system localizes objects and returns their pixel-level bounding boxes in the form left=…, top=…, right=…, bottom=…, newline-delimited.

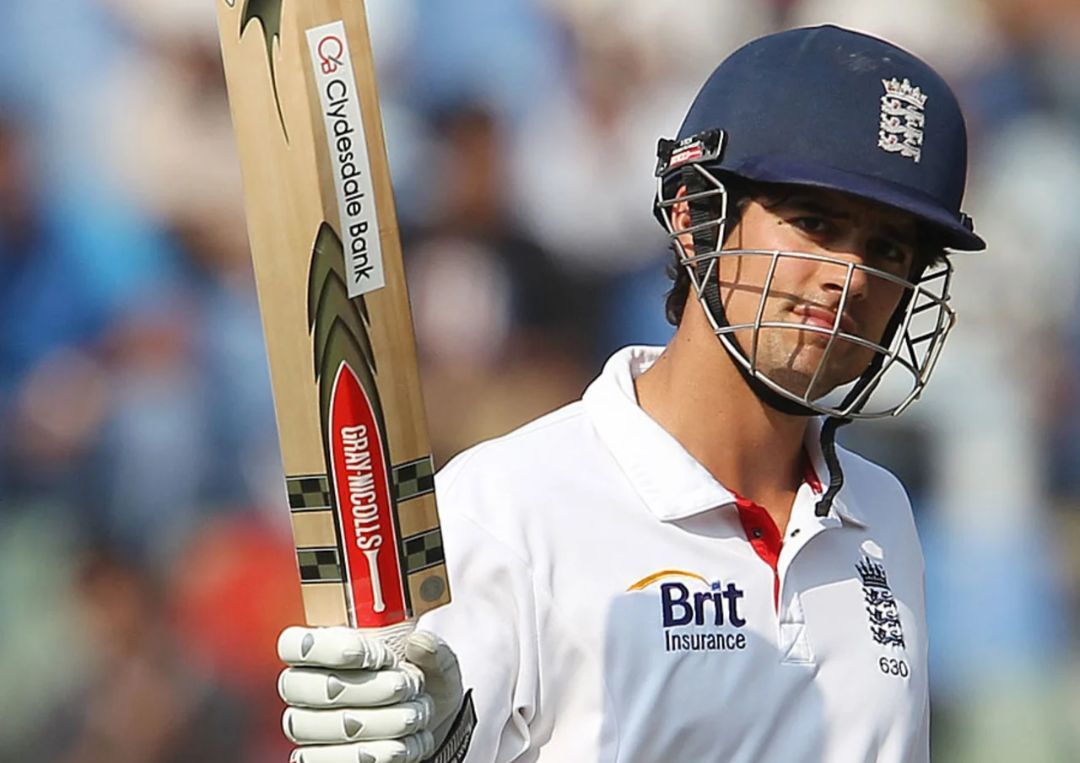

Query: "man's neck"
left=634, top=306, right=811, bottom=531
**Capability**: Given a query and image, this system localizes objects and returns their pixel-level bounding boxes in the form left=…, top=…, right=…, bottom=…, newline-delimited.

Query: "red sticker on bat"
left=328, top=362, right=406, bottom=627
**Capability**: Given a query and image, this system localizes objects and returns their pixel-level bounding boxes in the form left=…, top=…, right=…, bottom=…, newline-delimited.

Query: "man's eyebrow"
left=774, top=196, right=850, bottom=219
left=878, top=222, right=917, bottom=245
left=776, top=196, right=917, bottom=244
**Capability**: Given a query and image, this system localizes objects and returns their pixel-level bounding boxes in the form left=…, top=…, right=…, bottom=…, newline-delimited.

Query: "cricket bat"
left=215, top=0, right=449, bottom=648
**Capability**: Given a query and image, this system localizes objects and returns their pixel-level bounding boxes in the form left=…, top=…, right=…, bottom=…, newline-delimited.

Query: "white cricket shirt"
left=420, top=346, right=929, bottom=763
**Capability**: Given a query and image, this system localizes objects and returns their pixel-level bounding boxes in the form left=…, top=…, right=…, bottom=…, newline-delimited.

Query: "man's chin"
left=761, top=365, right=863, bottom=402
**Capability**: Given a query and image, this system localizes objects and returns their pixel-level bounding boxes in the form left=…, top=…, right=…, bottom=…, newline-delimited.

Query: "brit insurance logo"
left=628, top=570, right=748, bottom=654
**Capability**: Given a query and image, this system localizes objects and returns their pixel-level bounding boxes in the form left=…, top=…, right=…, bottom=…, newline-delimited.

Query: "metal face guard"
left=656, top=164, right=956, bottom=420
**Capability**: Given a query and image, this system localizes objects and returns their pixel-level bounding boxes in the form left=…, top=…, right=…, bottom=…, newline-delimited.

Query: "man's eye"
left=792, top=216, right=829, bottom=234
left=868, top=238, right=912, bottom=265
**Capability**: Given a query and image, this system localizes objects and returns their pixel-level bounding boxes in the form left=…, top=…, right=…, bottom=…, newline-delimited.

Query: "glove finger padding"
left=279, top=664, right=425, bottom=708
left=404, top=631, right=464, bottom=743
left=289, top=734, right=435, bottom=763
left=283, top=697, right=436, bottom=744
left=279, top=626, right=399, bottom=670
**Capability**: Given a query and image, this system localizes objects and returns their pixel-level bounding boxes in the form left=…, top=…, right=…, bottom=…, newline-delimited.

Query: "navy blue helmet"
left=656, top=24, right=983, bottom=251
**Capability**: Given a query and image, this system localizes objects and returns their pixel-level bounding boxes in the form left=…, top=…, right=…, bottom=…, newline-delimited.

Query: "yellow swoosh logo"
left=627, top=569, right=709, bottom=592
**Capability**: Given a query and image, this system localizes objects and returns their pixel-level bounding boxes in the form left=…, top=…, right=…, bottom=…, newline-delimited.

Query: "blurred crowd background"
left=0, top=0, right=1077, bottom=760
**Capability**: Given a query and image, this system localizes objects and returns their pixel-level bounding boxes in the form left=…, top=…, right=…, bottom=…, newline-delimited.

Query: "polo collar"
left=582, top=346, right=866, bottom=527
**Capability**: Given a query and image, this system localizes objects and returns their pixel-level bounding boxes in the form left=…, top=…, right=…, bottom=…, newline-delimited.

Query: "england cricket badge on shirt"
left=878, top=77, right=927, bottom=163
left=856, top=557, right=906, bottom=650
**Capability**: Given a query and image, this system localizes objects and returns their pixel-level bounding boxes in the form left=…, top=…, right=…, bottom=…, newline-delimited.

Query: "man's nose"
left=818, top=239, right=871, bottom=302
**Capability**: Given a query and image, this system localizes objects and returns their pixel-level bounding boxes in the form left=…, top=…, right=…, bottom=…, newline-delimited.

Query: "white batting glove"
left=278, top=627, right=464, bottom=763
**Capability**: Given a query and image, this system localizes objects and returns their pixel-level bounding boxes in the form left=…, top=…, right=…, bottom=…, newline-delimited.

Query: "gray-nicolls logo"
left=856, top=557, right=906, bottom=649
left=878, top=77, right=928, bottom=163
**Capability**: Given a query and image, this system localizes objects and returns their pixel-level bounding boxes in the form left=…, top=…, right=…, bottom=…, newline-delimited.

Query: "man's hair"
left=663, top=179, right=948, bottom=326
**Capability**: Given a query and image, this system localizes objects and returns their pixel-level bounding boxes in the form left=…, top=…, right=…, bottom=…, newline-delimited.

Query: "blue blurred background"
left=0, top=0, right=1078, bottom=760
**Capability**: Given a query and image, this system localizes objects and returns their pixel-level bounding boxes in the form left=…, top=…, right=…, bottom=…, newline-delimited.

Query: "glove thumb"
left=404, top=630, right=463, bottom=745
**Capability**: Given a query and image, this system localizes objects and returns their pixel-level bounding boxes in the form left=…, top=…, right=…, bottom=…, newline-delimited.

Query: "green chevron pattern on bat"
left=240, top=0, right=287, bottom=137
left=307, top=222, right=387, bottom=464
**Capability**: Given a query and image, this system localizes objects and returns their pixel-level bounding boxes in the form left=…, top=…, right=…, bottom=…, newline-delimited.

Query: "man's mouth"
left=791, top=304, right=859, bottom=336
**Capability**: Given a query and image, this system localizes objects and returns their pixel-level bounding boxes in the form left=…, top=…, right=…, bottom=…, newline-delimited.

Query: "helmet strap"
left=814, top=416, right=850, bottom=516
left=813, top=288, right=915, bottom=516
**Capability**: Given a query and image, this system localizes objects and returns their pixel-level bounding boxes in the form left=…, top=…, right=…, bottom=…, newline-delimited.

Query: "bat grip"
left=361, top=619, right=417, bottom=662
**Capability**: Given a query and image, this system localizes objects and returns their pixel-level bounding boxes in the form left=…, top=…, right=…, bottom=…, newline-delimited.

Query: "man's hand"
left=278, top=627, right=464, bottom=763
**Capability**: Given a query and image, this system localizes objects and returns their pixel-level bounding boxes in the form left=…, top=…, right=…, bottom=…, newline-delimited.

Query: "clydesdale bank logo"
left=307, top=21, right=386, bottom=298
left=628, top=570, right=748, bottom=653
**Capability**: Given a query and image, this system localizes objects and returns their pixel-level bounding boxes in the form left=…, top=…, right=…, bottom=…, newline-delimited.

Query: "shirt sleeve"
left=417, top=458, right=543, bottom=763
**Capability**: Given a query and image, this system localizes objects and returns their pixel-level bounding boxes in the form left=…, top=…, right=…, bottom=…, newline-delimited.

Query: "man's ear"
left=673, top=185, right=694, bottom=254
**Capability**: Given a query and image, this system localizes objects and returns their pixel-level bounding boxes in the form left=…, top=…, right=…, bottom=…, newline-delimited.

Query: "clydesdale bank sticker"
left=307, top=21, right=385, bottom=298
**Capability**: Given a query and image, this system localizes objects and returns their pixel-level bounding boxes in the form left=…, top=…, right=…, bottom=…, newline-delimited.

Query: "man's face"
left=687, top=188, right=922, bottom=400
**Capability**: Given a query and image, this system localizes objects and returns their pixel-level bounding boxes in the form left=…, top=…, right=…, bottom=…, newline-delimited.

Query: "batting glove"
left=278, top=627, right=464, bottom=763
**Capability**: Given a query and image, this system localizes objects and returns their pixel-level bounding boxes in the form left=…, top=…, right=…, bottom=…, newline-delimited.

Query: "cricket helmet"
left=653, top=24, right=984, bottom=422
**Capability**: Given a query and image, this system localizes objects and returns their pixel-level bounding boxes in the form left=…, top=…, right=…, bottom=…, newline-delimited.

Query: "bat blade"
left=216, top=0, right=449, bottom=634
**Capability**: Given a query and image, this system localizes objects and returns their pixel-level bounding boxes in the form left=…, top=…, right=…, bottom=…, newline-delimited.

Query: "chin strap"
left=814, top=417, right=850, bottom=517
left=812, top=291, right=913, bottom=516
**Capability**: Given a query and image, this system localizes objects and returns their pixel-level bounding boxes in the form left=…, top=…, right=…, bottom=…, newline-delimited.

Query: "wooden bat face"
left=216, top=0, right=449, bottom=629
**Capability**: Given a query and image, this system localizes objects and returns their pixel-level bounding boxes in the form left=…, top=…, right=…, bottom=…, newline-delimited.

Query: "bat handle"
left=361, top=619, right=417, bottom=663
